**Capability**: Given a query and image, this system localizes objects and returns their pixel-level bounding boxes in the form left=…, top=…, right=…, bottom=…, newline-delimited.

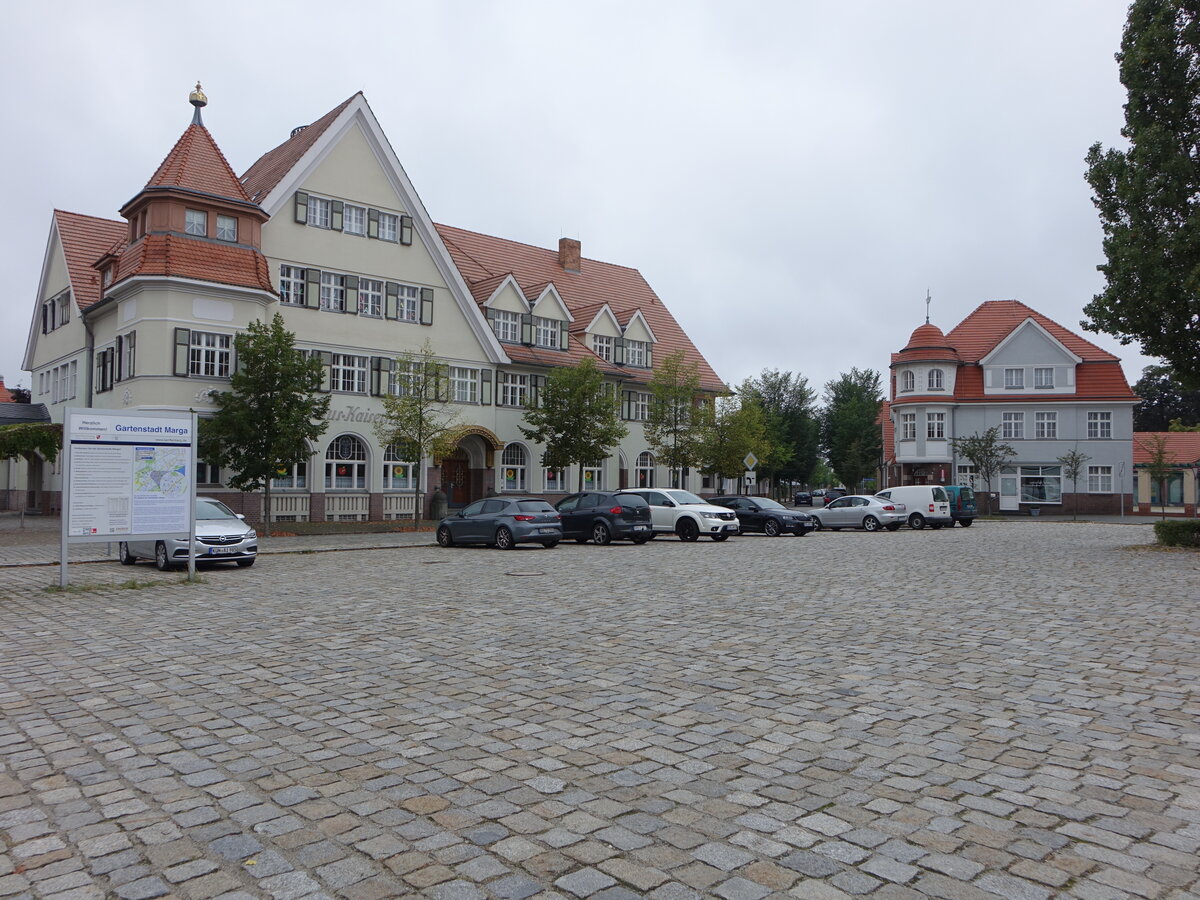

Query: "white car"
left=615, top=489, right=740, bottom=541
left=119, top=497, right=258, bottom=570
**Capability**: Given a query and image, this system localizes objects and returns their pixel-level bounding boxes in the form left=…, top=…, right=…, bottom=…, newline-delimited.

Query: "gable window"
left=499, top=372, right=528, bottom=408
left=636, top=451, right=656, bottom=488
left=593, top=334, right=613, bottom=361
left=1087, top=411, right=1112, bottom=439
left=343, top=204, right=366, bottom=236
left=280, top=265, right=306, bottom=305
left=396, top=284, right=419, bottom=322
left=900, top=371, right=915, bottom=392
left=185, top=209, right=207, bottom=236
left=378, top=213, right=398, bottom=242
left=359, top=278, right=383, bottom=317
left=900, top=413, right=916, bottom=441
left=535, top=316, right=560, bottom=349
left=926, top=412, right=945, bottom=440
left=320, top=272, right=346, bottom=311
left=1002, top=411, right=1024, bottom=440
left=1004, top=367, right=1024, bottom=389
left=927, top=369, right=944, bottom=391
left=1035, top=411, right=1056, bottom=439
left=450, top=366, right=478, bottom=403
left=502, top=444, right=528, bottom=491
left=1034, top=367, right=1054, bottom=389
left=383, top=445, right=414, bottom=490
left=325, top=435, right=367, bottom=490
left=42, top=291, right=71, bottom=332
left=626, top=340, right=649, bottom=368
left=216, top=215, right=237, bottom=242
left=1087, top=465, right=1113, bottom=493
left=492, top=310, right=519, bottom=342
left=331, top=354, right=368, bottom=393
left=307, top=196, right=331, bottom=228
left=190, top=331, right=232, bottom=378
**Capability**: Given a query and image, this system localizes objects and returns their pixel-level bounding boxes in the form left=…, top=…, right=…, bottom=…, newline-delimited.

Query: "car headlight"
left=699, top=511, right=722, bottom=519
left=245, top=530, right=257, bottom=539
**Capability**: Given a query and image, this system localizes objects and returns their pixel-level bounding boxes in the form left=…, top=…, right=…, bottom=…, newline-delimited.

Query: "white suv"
left=615, top=488, right=740, bottom=541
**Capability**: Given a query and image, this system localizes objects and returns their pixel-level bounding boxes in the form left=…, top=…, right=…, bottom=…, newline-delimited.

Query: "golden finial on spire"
left=189, top=82, right=207, bottom=109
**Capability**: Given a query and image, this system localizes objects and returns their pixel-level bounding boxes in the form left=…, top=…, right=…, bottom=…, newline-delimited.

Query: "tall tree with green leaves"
left=201, top=313, right=329, bottom=536
left=950, top=427, right=1016, bottom=515
left=1132, top=364, right=1200, bottom=430
left=1056, top=448, right=1092, bottom=521
left=373, top=340, right=463, bottom=519
left=821, top=368, right=883, bottom=494
left=645, top=350, right=711, bottom=487
left=1084, top=0, right=1200, bottom=386
left=0, top=423, right=61, bottom=528
left=737, top=369, right=820, bottom=497
left=699, top=396, right=772, bottom=490
left=519, top=358, right=628, bottom=491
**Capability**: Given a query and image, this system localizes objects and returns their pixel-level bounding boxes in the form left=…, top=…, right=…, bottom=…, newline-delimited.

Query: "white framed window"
left=307, top=196, right=331, bottom=228
left=956, top=464, right=977, bottom=489
left=343, top=204, right=366, bottom=236
left=383, top=445, right=414, bottom=490
left=216, top=215, right=237, bottom=242
left=593, top=334, right=613, bottom=361
left=1002, top=411, right=1024, bottom=440
left=1087, top=465, right=1113, bottom=493
left=1034, top=411, right=1057, bottom=439
left=626, top=340, right=649, bottom=367
left=1034, top=367, right=1054, bottom=389
left=189, top=331, right=232, bottom=378
left=583, top=459, right=604, bottom=490
left=51, top=361, right=78, bottom=403
left=359, top=278, right=383, bottom=317
left=185, top=209, right=207, bottom=236
left=1004, top=367, right=1024, bottom=389
left=331, top=354, right=368, bottom=393
left=630, top=391, right=650, bottom=422
left=326, top=435, right=368, bottom=490
left=271, top=461, right=307, bottom=489
left=120, top=331, right=136, bottom=380
left=927, top=412, right=945, bottom=440
left=320, top=272, right=346, bottom=311
left=636, top=451, right=656, bottom=488
left=389, top=360, right=419, bottom=397
left=901, top=412, right=916, bottom=441
left=535, top=317, right=560, bottom=349
left=43, top=291, right=71, bottom=332
left=900, top=371, right=915, bottom=392
left=379, top=213, right=398, bottom=242
left=397, top=284, right=419, bottom=322
left=1019, top=465, right=1061, bottom=504
left=280, top=265, right=306, bottom=305
left=927, top=369, right=944, bottom=391
left=544, top=468, right=566, bottom=492
left=502, top=443, right=528, bottom=492
left=500, top=372, right=528, bottom=407
left=1087, top=411, right=1112, bottom=439
left=450, top=367, right=478, bottom=403
left=493, top=310, right=519, bottom=342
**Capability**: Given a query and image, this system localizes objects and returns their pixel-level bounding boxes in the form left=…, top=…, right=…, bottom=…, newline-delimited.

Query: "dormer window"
left=927, top=369, right=944, bottom=391
left=1034, top=367, right=1053, bottom=389
left=625, top=339, right=650, bottom=368
left=593, top=334, right=613, bottom=361
left=102, top=267, right=114, bottom=287
left=216, top=215, right=237, bottom=242
left=535, top=316, right=560, bottom=349
left=185, top=209, right=207, bottom=236
left=1004, top=367, right=1024, bottom=389
left=492, top=310, right=519, bottom=343
left=900, top=370, right=915, bottom=392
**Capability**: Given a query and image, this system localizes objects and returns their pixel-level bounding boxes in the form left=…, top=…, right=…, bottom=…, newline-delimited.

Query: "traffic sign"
left=743, top=452, right=758, bottom=470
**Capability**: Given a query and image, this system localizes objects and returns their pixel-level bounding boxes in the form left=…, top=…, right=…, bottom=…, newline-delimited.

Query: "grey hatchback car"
left=437, top=497, right=562, bottom=549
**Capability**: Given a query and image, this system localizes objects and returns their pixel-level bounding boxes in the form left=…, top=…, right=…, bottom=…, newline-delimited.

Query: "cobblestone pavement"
left=1, top=522, right=1197, bottom=899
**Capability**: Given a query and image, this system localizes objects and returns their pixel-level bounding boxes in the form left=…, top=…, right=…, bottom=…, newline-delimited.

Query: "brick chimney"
left=558, top=237, right=581, bottom=273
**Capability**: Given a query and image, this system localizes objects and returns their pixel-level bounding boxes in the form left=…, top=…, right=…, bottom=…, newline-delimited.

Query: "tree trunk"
left=263, top=481, right=273, bottom=538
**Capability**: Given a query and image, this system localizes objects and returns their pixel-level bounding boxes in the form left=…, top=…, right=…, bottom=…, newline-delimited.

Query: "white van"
left=875, top=486, right=953, bottom=530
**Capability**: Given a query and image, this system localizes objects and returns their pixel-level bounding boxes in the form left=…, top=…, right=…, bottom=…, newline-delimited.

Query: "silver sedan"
left=810, top=495, right=908, bottom=532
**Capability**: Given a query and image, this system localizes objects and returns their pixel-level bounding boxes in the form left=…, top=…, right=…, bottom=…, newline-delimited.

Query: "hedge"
left=1153, top=519, right=1200, bottom=548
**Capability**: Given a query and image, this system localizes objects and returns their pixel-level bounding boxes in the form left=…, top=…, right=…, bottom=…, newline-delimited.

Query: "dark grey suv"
left=555, top=491, right=652, bottom=545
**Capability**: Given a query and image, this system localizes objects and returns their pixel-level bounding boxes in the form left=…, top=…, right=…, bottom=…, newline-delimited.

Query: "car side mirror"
left=236, top=513, right=246, bottom=520
left=457, top=511, right=466, bottom=518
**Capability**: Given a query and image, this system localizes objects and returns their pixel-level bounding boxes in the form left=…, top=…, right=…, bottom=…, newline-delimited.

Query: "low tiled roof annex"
left=436, top=224, right=726, bottom=392
left=1133, top=432, right=1200, bottom=465
left=241, top=95, right=360, bottom=203
left=53, top=211, right=128, bottom=311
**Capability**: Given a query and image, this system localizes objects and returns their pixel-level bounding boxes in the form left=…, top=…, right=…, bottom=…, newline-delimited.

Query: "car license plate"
left=633, top=525, right=648, bottom=531
left=208, top=546, right=239, bottom=555
left=724, top=524, right=738, bottom=532
left=539, top=527, right=557, bottom=534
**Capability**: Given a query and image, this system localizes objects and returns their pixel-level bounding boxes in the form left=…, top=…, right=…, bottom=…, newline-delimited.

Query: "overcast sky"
left=1, top=0, right=1157, bottom=402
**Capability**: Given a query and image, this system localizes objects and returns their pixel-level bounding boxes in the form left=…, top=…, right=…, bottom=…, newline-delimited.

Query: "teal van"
left=943, top=484, right=977, bottom=527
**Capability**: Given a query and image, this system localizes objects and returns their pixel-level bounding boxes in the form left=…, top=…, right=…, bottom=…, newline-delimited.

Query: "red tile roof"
left=143, top=125, right=252, bottom=203
left=1133, top=432, right=1200, bottom=465
left=946, top=299, right=1118, bottom=363
left=437, top=224, right=726, bottom=391
left=241, top=95, right=360, bottom=203
left=53, top=211, right=128, bottom=311
left=112, top=234, right=275, bottom=294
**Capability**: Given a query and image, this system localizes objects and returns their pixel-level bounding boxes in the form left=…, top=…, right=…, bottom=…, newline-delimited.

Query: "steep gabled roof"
left=54, top=211, right=128, bottom=311
left=241, top=94, right=360, bottom=203
left=436, top=224, right=725, bottom=391
left=141, top=124, right=252, bottom=203
left=1133, top=432, right=1200, bottom=465
left=946, top=300, right=1118, bottom=363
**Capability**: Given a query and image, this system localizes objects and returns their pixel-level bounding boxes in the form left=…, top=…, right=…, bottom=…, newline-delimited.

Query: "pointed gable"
left=53, top=211, right=127, bottom=311
left=947, top=300, right=1118, bottom=363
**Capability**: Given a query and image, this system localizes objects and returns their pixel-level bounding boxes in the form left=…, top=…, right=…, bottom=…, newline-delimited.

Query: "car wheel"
left=118, top=542, right=137, bottom=565
left=959, top=519, right=974, bottom=527
left=863, top=515, right=881, bottom=532
left=436, top=525, right=454, bottom=548
left=811, top=517, right=823, bottom=531
left=764, top=519, right=782, bottom=537
left=909, top=513, right=926, bottom=530
left=236, top=558, right=256, bottom=568
left=676, top=519, right=700, bottom=542
left=631, top=535, right=650, bottom=545
left=886, top=524, right=901, bottom=531
left=712, top=533, right=729, bottom=542
left=154, top=541, right=171, bottom=571
left=592, top=521, right=612, bottom=545
left=495, top=526, right=514, bottom=550
left=541, top=540, right=559, bottom=549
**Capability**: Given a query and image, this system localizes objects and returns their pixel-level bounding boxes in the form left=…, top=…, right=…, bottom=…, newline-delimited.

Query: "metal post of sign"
left=59, top=431, right=72, bottom=588
left=187, top=411, right=197, bottom=582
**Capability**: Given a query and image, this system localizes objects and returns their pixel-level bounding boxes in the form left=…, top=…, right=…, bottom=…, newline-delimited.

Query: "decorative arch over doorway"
left=438, top=426, right=503, bottom=508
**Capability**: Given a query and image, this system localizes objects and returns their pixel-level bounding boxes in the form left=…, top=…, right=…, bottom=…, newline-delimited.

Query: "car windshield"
left=196, top=499, right=237, bottom=520
left=755, top=498, right=786, bottom=510
left=664, top=490, right=706, bottom=505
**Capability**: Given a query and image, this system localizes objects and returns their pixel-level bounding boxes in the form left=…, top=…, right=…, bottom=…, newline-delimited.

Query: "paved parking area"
left=1, top=521, right=1198, bottom=899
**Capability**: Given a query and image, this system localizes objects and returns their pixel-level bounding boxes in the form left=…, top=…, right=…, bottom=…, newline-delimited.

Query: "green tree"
left=0, top=423, right=61, bottom=528
left=1084, top=0, right=1200, bottom=386
left=1056, top=447, right=1092, bottom=521
left=1138, top=432, right=1176, bottom=518
left=519, top=358, right=628, bottom=491
left=737, top=369, right=820, bottom=498
left=950, top=427, right=1016, bottom=515
left=373, top=340, right=463, bottom=519
left=1132, top=365, right=1200, bottom=430
left=201, top=314, right=329, bottom=536
left=821, top=368, right=883, bottom=494
left=645, top=350, right=711, bottom=487
left=699, top=396, right=772, bottom=491
left=8, top=386, right=30, bottom=404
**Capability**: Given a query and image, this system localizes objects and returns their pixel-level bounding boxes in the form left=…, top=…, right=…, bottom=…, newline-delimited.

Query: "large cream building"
left=22, top=89, right=726, bottom=521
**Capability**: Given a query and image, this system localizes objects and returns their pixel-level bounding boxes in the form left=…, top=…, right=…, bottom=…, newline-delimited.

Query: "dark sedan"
left=556, top=491, right=652, bottom=544
left=710, top=496, right=814, bottom=536
left=437, top=497, right=562, bottom=549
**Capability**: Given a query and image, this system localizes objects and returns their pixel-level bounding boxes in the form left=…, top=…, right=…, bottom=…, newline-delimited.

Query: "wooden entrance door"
left=442, top=449, right=471, bottom=508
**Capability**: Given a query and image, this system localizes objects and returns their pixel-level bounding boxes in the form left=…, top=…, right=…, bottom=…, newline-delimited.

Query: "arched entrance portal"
left=440, top=426, right=503, bottom=509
